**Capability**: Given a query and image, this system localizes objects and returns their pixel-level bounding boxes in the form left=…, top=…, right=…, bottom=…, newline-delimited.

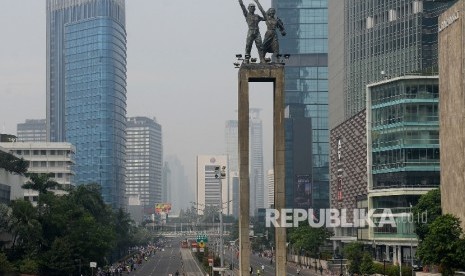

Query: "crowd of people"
left=94, top=244, right=157, bottom=275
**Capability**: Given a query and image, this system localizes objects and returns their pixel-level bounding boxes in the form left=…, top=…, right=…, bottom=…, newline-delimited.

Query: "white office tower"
left=196, top=155, right=229, bottom=215
left=0, top=142, right=76, bottom=205
left=126, top=117, right=163, bottom=207
left=267, top=169, right=274, bottom=208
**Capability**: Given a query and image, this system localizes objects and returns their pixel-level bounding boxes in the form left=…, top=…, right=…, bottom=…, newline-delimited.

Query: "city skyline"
left=0, top=0, right=275, bottom=199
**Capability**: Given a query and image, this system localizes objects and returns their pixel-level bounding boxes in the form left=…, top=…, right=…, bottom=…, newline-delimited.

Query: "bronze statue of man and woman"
left=238, top=0, right=286, bottom=63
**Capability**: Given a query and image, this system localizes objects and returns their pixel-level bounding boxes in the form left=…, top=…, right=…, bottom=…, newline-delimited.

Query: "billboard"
left=294, top=175, right=312, bottom=209
left=155, top=203, right=172, bottom=214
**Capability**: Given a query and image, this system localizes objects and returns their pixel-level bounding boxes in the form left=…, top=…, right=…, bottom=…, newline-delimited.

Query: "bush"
left=19, top=258, right=38, bottom=275
left=373, top=262, right=413, bottom=276
left=0, top=253, right=15, bottom=273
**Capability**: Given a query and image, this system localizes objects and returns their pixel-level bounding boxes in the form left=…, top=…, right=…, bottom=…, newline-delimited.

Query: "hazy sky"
left=0, top=0, right=275, bottom=198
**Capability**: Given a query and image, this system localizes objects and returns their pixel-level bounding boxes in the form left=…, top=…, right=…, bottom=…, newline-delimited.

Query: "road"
left=226, top=249, right=327, bottom=276
left=130, top=238, right=205, bottom=276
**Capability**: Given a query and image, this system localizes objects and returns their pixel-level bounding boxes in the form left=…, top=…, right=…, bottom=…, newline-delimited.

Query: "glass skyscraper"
left=344, top=0, right=457, bottom=119
left=272, top=0, right=329, bottom=209
left=46, top=0, right=127, bottom=209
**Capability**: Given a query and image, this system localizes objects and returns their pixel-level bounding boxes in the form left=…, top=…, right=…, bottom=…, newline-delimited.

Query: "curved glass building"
left=46, top=0, right=127, bottom=209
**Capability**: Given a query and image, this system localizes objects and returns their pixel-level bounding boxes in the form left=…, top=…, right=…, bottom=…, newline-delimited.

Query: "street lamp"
left=215, top=165, right=227, bottom=275
left=74, top=259, right=82, bottom=276
left=339, top=253, right=344, bottom=276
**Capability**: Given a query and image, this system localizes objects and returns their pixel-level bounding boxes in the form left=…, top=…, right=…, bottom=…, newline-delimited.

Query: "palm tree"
left=22, top=173, right=58, bottom=195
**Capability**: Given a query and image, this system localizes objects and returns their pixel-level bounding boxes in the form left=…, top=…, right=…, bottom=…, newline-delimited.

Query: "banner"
left=155, top=203, right=172, bottom=214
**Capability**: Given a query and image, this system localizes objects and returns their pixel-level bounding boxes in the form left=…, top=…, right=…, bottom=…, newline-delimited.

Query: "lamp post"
left=409, top=204, right=414, bottom=276
left=215, top=165, right=227, bottom=275
left=74, top=259, right=82, bottom=276
left=340, top=254, right=344, bottom=276
left=383, top=259, right=387, bottom=276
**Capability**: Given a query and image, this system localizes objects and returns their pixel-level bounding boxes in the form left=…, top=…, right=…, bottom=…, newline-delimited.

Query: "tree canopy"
left=0, top=182, right=150, bottom=275
left=412, top=188, right=441, bottom=240
left=417, top=214, right=465, bottom=276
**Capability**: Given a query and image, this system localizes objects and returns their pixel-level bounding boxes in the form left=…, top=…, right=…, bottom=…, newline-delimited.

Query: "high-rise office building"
left=126, top=117, right=163, bottom=207
left=328, top=0, right=455, bottom=260
left=165, top=155, right=191, bottom=214
left=329, top=0, right=457, bottom=125
left=249, top=108, right=265, bottom=214
left=162, top=162, right=170, bottom=203
left=267, top=169, right=274, bottom=208
left=16, top=119, right=47, bottom=142
left=46, top=0, right=127, bottom=209
left=225, top=109, right=265, bottom=216
left=272, top=0, right=329, bottom=210
left=225, top=120, right=239, bottom=216
left=366, top=76, right=440, bottom=262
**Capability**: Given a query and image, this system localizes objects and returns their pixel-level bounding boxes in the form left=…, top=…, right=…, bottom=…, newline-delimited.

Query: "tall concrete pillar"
left=238, top=63, right=285, bottom=276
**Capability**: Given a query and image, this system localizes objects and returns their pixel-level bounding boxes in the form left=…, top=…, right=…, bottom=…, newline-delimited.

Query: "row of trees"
left=413, top=189, right=465, bottom=276
left=342, top=189, right=465, bottom=276
left=0, top=172, right=152, bottom=275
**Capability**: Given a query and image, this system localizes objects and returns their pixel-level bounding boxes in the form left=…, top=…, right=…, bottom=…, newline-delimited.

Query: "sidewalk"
left=287, top=261, right=335, bottom=276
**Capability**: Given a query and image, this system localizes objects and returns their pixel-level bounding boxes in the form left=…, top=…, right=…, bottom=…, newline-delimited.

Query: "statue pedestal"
left=238, top=63, right=286, bottom=276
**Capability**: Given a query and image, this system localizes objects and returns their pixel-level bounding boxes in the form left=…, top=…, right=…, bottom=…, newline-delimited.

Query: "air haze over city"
left=2, top=0, right=465, bottom=275
left=0, top=0, right=274, bottom=211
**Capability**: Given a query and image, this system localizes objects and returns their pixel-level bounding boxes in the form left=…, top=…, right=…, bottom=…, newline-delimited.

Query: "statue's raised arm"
left=238, top=0, right=248, bottom=18
left=254, top=0, right=267, bottom=19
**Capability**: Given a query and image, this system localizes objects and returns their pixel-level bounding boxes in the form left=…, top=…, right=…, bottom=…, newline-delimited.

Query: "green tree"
left=360, top=252, right=375, bottom=275
left=343, top=242, right=364, bottom=274
left=114, top=208, right=136, bottom=259
left=19, top=258, right=39, bottom=275
left=288, top=225, right=333, bottom=257
left=412, top=189, right=441, bottom=240
left=22, top=173, right=58, bottom=195
left=417, top=214, right=464, bottom=276
left=0, top=150, right=29, bottom=175
left=0, top=252, right=15, bottom=273
left=9, top=199, right=42, bottom=256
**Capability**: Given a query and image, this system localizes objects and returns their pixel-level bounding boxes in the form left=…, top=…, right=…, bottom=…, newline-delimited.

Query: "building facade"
left=0, top=146, right=28, bottom=204
left=46, top=0, right=127, bottom=209
left=329, top=110, right=367, bottom=248
left=335, top=0, right=456, bottom=122
left=196, top=155, right=229, bottom=215
left=272, top=0, right=330, bottom=210
left=126, top=116, right=163, bottom=207
left=367, top=76, right=440, bottom=262
left=225, top=109, right=265, bottom=216
left=438, top=0, right=465, bottom=231
left=225, top=120, right=239, bottom=216
left=267, top=169, right=275, bottom=208
left=16, top=119, right=47, bottom=142
left=0, top=142, right=76, bottom=205
left=249, top=109, right=265, bottom=214
left=165, top=155, right=191, bottom=215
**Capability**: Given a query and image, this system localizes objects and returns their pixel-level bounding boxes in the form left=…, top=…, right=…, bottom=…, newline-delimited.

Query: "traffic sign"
left=198, top=241, right=206, bottom=248
left=196, top=233, right=209, bottom=243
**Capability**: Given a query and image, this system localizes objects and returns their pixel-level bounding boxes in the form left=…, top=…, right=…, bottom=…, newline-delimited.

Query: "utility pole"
left=215, top=165, right=226, bottom=275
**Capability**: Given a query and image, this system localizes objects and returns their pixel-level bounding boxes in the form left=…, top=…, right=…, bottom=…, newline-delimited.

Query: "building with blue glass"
left=272, top=0, right=329, bottom=210
left=367, top=75, right=440, bottom=262
left=46, top=0, right=127, bottom=209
